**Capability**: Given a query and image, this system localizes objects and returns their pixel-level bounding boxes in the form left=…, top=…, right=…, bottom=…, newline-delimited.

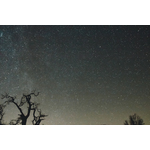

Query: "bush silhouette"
left=124, top=113, right=144, bottom=125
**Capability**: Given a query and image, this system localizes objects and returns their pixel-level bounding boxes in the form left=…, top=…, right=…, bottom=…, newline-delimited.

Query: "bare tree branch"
left=2, top=93, right=24, bottom=116
left=32, top=103, right=47, bottom=125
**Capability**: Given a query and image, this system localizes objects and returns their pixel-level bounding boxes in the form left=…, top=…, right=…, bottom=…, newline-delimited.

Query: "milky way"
left=0, top=25, right=150, bottom=124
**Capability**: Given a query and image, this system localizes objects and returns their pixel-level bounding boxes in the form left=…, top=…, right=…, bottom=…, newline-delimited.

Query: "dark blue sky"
left=0, top=25, right=150, bottom=124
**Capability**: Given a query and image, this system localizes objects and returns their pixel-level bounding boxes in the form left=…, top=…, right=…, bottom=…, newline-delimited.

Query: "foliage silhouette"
left=0, top=104, right=5, bottom=125
left=124, top=113, right=144, bottom=125
left=1, top=91, right=47, bottom=125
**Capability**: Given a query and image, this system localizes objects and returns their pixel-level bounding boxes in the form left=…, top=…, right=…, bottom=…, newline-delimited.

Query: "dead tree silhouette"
left=1, top=91, right=47, bottom=125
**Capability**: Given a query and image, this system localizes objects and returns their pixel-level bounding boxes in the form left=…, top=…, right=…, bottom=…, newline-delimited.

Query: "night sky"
left=0, top=25, right=150, bottom=125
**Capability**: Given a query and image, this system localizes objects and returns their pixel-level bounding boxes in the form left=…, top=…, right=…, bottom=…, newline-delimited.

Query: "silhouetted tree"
left=1, top=91, right=47, bottom=125
left=124, top=113, right=144, bottom=125
left=0, top=104, right=5, bottom=125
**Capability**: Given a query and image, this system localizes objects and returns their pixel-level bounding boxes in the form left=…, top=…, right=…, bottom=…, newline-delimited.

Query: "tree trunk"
left=22, top=118, right=27, bottom=125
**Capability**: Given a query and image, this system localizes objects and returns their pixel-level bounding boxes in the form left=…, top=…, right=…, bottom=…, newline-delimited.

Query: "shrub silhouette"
left=124, top=113, right=144, bottom=125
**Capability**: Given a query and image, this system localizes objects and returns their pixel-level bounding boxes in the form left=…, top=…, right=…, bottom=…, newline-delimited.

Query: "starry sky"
left=0, top=25, right=150, bottom=125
